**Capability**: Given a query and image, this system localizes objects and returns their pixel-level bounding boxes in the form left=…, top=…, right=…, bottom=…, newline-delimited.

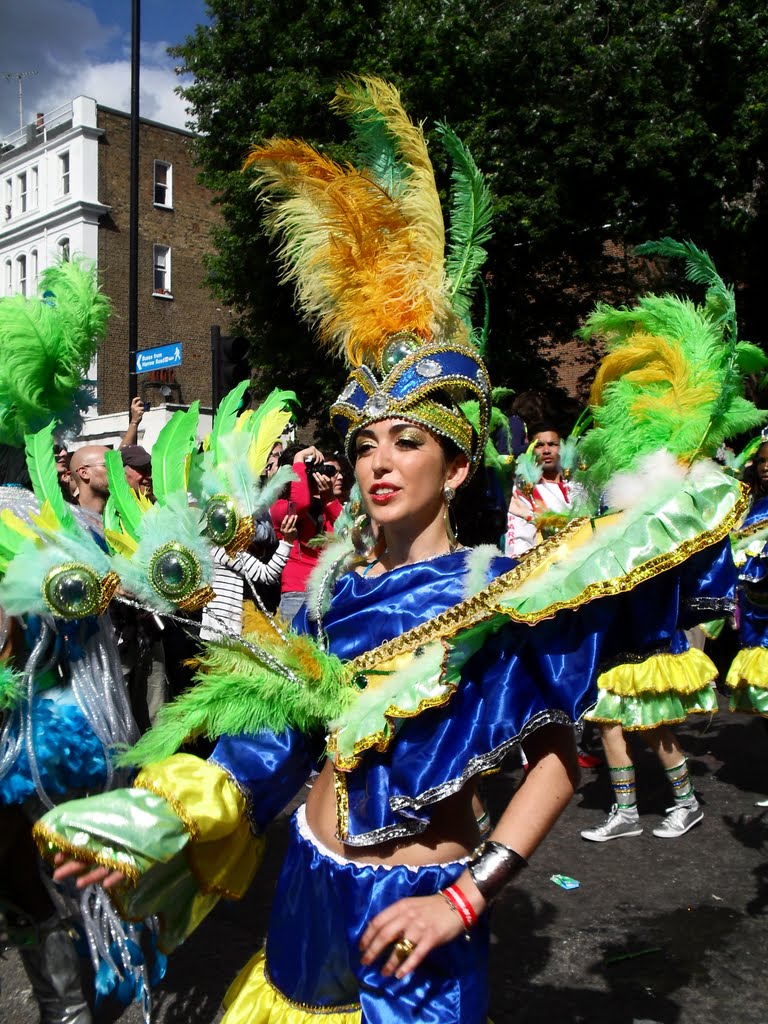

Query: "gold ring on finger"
left=393, top=938, right=415, bottom=962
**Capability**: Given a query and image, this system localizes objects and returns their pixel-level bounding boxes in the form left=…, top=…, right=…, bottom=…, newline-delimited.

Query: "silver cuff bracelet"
left=468, top=840, right=528, bottom=901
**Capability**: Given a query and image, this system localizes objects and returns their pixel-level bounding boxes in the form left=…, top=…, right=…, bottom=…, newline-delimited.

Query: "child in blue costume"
left=34, top=87, right=751, bottom=1023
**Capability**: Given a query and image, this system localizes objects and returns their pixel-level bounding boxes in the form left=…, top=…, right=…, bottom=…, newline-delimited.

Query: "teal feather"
left=209, top=381, right=250, bottom=458
left=24, top=422, right=75, bottom=532
left=336, top=77, right=407, bottom=198
left=104, top=449, right=144, bottom=542
left=436, top=121, right=493, bottom=332
left=149, top=403, right=199, bottom=503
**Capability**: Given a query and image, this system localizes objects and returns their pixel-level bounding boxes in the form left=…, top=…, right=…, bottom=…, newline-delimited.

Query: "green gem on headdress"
left=43, top=563, right=101, bottom=619
left=148, top=542, right=202, bottom=602
left=204, top=494, right=239, bottom=548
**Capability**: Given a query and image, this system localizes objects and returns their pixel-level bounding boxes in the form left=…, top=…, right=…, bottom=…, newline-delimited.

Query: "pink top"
left=270, top=461, right=342, bottom=593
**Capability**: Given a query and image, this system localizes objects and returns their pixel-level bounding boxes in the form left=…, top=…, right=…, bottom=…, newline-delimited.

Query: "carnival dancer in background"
left=505, top=423, right=572, bottom=557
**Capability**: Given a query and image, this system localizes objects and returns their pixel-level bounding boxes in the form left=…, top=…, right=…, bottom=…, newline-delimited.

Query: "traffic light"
left=212, top=327, right=251, bottom=410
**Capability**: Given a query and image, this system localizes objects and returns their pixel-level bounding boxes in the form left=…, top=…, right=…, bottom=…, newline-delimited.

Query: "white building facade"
left=0, top=96, right=108, bottom=298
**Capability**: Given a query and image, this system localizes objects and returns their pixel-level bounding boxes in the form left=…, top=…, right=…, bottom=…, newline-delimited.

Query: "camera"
left=304, top=457, right=336, bottom=478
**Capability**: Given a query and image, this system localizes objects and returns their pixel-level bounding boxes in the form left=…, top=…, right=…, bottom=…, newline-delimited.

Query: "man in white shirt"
left=504, top=424, right=571, bottom=558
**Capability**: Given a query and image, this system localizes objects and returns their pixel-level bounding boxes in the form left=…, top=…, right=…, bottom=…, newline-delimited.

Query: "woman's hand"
left=293, top=446, right=324, bottom=466
left=359, top=893, right=465, bottom=979
left=53, top=852, right=126, bottom=890
left=279, top=513, right=298, bottom=544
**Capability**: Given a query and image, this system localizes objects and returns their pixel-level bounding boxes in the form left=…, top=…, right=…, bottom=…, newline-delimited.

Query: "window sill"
left=152, top=291, right=174, bottom=300
left=153, top=202, right=174, bottom=210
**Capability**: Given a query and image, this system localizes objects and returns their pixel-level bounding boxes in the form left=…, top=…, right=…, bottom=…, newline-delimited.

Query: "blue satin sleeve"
left=677, top=536, right=736, bottom=628
left=737, top=497, right=768, bottom=585
left=210, top=730, right=319, bottom=832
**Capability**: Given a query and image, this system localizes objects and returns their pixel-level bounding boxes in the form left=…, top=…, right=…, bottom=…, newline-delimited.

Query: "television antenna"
left=1, top=71, right=39, bottom=132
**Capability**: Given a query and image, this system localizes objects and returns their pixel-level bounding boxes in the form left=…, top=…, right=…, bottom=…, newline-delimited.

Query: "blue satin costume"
left=209, top=550, right=627, bottom=1020
left=736, top=497, right=768, bottom=649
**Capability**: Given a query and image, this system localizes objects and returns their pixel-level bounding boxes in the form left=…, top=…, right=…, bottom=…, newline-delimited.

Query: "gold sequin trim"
left=178, top=584, right=216, bottom=612
left=133, top=775, right=201, bottom=841
left=733, top=514, right=768, bottom=539
left=96, top=571, right=121, bottom=614
left=333, top=768, right=349, bottom=841
left=31, top=821, right=140, bottom=885
left=225, top=516, right=256, bottom=557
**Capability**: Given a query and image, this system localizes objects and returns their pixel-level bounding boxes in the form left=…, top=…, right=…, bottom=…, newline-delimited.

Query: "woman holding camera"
left=270, top=442, right=344, bottom=621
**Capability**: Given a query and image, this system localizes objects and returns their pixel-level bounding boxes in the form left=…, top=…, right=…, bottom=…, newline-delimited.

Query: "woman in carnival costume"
left=0, top=260, right=139, bottom=1024
left=725, top=434, right=768, bottom=803
left=576, top=239, right=765, bottom=841
left=35, top=83, right=751, bottom=1022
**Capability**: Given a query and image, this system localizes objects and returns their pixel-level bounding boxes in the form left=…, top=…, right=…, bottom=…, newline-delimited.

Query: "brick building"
left=0, top=96, right=234, bottom=446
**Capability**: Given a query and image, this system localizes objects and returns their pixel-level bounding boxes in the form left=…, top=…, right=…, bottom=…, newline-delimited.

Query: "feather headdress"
left=0, top=259, right=109, bottom=447
left=189, top=382, right=297, bottom=553
left=0, top=422, right=117, bottom=618
left=245, top=76, right=493, bottom=477
left=104, top=405, right=215, bottom=613
left=576, top=239, right=767, bottom=510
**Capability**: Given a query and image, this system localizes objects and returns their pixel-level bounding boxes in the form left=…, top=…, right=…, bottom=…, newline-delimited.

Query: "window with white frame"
left=59, top=152, right=70, bottom=195
left=4, top=260, right=11, bottom=295
left=4, top=178, right=11, bottom=220
left=30, top=166, right=39, bottom=208
left=153, top=244, right=171, bottom=295
left=154, top=161, right=172, bottom=207
left=30, top=249, right=38, bottom=291
left=58, top=237, right=70, bottom=262
left=17, top=254, right=27, bottom=297
left=18, top=172, right=27, bottom=213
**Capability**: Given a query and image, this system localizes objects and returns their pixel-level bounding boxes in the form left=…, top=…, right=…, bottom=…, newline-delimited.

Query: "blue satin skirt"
left=262, top=806, right=490, bottom=1022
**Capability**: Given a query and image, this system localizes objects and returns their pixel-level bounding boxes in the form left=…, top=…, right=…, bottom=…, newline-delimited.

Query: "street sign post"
left=135, top=343, right=182, bottom=374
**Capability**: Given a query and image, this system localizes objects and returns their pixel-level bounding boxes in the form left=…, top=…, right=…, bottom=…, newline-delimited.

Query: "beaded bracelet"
left=440, top=884, right=478, bottom=930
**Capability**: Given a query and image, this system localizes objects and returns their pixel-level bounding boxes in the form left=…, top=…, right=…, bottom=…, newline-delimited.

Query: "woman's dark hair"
left=0, top=444, right=32, bottom=489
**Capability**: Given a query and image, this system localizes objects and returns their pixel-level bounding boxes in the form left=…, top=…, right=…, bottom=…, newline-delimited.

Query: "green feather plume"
left=209, top=381, right=249, bottom=457
left=119, top=632, right=353, bottom=768
left=436, top=121, right=493, bottom=339
left=148, top=403, right=199, bottom=503
left=0, top=258, right=109, bottom=445
left=24, top=422, right=75, bottom=532
left=332, top=75, right=409, bottom=199
left=104, top=449, right=145, bottom=543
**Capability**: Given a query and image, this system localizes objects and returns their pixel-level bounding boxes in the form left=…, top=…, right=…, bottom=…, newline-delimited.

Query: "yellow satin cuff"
left=597, top=648, right=717, bottom=696
left=726, top=647, right=768, bottom=691
left=221, top=949, right=362, bottom=1022
left=136, top=755, right=262, bottom=900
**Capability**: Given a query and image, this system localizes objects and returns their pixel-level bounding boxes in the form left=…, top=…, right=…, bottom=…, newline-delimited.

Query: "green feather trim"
left=0, top=661, right=23, bottom=710
left=24, top=422, right=75, bottom=532
left=149, top=403, right=199, bottom=503
left=436, top=121, right=493, bottom=333
left=119, top=633, right=353, bottom=768
left=104, top=449, right=145, bottom=542
left=209, top=381, right=249, bottom=458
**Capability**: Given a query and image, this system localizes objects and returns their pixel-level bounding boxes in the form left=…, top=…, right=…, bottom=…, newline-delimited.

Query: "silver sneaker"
left=652, top=800, right=703, bottom=838
left=580, top=804, right=643, bottom=842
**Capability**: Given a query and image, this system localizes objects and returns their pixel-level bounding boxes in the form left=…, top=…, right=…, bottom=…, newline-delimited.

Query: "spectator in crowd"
left=270, top=443, right=343, bottom=621
left=325, top=451, right=353, bottom=505
left=53, top=444, right=76, bottom=504
left=68, top=444, right=110, bottom=532
left=120, top=445, right=153, bottom=498
left=119, top=396, right=146, bottom=450
left=504, top=423, right=571, bottom=558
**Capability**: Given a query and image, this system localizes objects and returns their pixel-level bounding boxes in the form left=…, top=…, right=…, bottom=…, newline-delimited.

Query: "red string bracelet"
left=440, top=884, right=478, bottom=929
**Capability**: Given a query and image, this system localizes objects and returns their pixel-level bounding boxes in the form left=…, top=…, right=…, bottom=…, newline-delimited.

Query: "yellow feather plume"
left=0, top=508, right=40, bottom=544
left=245, top=78, right=463, bottom=369
left=104, top=524, right=139, bottom=557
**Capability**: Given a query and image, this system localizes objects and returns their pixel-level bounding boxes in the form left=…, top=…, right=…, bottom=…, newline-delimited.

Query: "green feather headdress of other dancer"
left=0, top=258, right=109, bottom=447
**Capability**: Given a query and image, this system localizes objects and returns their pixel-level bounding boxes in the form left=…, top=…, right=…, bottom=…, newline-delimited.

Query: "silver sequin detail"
left=338, top=380, right=357, bottom=403
left=364, top=392, right=389, bottom=416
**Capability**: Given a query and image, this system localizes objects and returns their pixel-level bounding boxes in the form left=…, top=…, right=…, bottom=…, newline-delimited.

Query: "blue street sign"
left=135, top=343, right=182, bottom=374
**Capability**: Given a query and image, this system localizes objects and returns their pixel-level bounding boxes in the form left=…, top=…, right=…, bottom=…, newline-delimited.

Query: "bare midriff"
left=305, top=758, right=480, bottom=866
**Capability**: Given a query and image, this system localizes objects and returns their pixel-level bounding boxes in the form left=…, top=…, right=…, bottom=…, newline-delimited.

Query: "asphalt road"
left=2, top=693, right=767, bottom=1024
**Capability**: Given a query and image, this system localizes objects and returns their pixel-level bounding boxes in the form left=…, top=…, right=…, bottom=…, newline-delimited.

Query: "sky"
left=0, top=0, right=210, bottom=139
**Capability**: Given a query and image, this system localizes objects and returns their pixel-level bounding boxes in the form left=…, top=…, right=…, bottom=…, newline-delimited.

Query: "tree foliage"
left=172, top=0, right=768, bottom=427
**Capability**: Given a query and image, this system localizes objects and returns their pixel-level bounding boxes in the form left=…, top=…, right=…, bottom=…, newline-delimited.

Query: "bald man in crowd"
left=68, top=444, right=110, bottom=529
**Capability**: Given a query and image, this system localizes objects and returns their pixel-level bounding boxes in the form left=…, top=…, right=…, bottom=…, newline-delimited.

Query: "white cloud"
left=0, top=2, right=191, bottom=137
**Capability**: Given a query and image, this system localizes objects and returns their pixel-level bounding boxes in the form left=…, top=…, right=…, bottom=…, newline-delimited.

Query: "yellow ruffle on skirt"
left=221, top=950, right=362, bottom=1022
left=596, top=648, right=716, bottom=697
left=726, top=647, right=768, bottom=692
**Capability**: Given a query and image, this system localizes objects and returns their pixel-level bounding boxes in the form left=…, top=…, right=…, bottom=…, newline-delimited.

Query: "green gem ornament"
left=148, top=542, right=202, bottom=601
left=204, top=495, right=239, bottom=547
left=381, top=332, right=419, bottom=373
left=43, top=564, right=100, bottom=619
